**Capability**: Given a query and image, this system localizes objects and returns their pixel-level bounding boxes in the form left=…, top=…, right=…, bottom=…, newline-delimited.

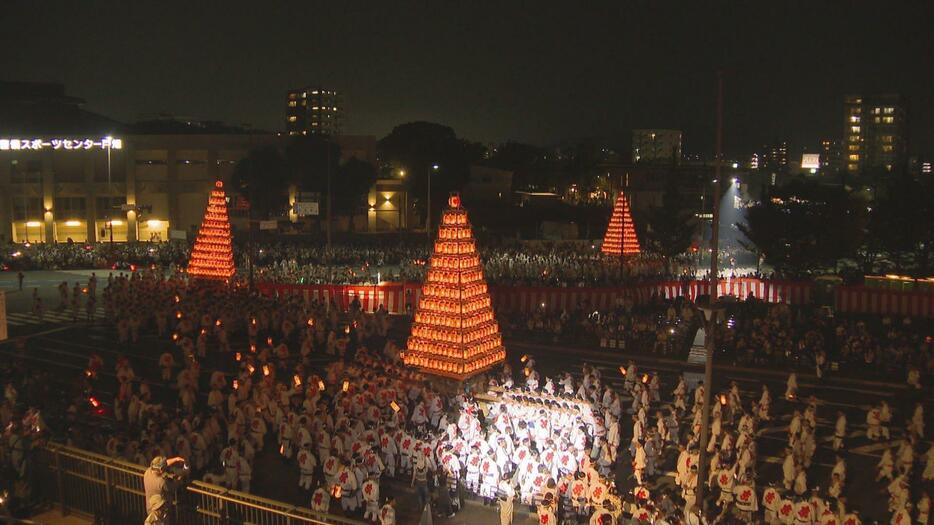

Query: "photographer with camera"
left=143, top=456, right=186, bottom=519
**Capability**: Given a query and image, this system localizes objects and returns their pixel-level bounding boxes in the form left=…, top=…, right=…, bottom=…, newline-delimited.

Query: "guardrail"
left=36, top=443, right=365, bottom=525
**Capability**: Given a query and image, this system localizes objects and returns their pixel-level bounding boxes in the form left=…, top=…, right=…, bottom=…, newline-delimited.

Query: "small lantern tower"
left=187, top=180, right=235, bottom=281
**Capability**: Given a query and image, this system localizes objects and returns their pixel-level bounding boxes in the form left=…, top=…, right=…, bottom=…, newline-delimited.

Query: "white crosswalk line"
left=5, top=307, right=107, bottom=326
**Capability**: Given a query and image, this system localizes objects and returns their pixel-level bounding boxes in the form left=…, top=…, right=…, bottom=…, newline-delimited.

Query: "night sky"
left=7, top=1, right=934, bottom=156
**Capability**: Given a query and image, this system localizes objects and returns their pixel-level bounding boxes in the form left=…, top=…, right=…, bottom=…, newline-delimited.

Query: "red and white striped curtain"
left=836, top=286, right=934, bottom=318
left=256, top=277, right=816, bottom=315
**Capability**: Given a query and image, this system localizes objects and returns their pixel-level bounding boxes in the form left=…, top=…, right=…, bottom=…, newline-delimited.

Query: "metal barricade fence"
left=37, top=444, right=364, bottom=525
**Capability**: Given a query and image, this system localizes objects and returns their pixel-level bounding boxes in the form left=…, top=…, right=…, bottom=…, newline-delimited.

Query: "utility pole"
left=326, top=138, right=333, bottom=282
left=248, top=193, right=255, bottom=291
left=695, top=71, right=723, bottom=515
left=326, top=138, right=332, bottom=252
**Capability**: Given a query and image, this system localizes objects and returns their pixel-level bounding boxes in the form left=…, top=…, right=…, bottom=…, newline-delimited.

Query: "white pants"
left=299, top=472, right=314, bottom=490
left=364, top=501, right=379, bottom=520
left=383, top=454, right=396, bottom=477
left=341, top=491, right=358, bottom=511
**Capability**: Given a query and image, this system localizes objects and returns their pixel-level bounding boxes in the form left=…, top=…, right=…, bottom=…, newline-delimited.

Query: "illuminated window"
left=288, top=93, right=297, bottom=100
left=288, top=116, right=297, bottom=122
left=847, top=163, right=858, bottom=171
left=885, top=164, right=892, bottom=171
left=848, top=135, right=860, bottom=142
left=849, top=116, right=860, bottom=123
left=882, top=135, right=894, bottom=143
left=882, top=116, right=894, bottom=124
left=882, top=145, right=894, bottom=153
left=874, top=117, right=881, bottom=123
left=848, top=154, right=859, bottom=161
left=883, top=107, right=894, bottom=114
left=848, top=144, right=859, bottom=151
left=850, top=126, right=860, bottom=133
left=872, top=107, right=881, bottom=115
left=288, top=101, right=297, bottom=107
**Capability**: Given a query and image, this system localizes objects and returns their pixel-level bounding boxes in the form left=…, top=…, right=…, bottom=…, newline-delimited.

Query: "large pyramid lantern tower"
left=186, top=180, right=235, bottom=281
left=402, top=193, right=506, bottom=379
left=601, top=190, right=641, bottom=256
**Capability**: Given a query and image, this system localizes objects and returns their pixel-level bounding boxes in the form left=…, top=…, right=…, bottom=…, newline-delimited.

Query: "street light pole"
left=695, top=71, right=723, bottom=515
left=426, top=164, right=438, bottom=236
left=107, top=142, right=114, bottom=246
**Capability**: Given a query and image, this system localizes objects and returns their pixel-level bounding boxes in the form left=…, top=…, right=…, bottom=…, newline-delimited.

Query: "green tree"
left=642, top=180, right=696, bottom=258
left=378, top=122, right=483, bottom=227
left=334, top=158, right=377, bottom=213
left=488, top=141, right=548, bottom=191
left=869, top=175, right=934, bottom=276
left=284, top=135, right=341, bottom=194
left=738, top=181, right=864, bottom=276
left=231, top=146, right=288, bottom=219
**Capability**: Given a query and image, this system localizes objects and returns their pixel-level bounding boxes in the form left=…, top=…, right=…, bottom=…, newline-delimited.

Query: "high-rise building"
left=843, top=94, right=907, bottom=174
left=286, top=87, right=343, bottom=136
left=631, top=129, right=681, bottom=165
left=819, top=139, right=842, bottom=173
left=758, top=141, right=788, bottom=172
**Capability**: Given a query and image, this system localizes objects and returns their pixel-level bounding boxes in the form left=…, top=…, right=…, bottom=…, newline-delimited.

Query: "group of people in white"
left=3, top=266, right=932, bottom=525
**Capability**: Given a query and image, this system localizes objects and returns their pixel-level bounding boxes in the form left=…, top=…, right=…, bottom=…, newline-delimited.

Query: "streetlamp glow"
left=426, top=164, right=440, bottom=235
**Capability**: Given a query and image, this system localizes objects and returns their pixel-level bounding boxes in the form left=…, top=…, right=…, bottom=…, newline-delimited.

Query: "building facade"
left=758, top=141, right=788, bottom=172
left=0, top=82, right=395, bottom=243
left=843, top=94, right=908, bottom=174
left=0, top=134, right=284, bottom=244
left=286, top=87, right=344, bottom=136
left=819, top=139, right=842, bottom=174
left=367, top=178, right=409, bottom=232
left=631, top=129, right=682, bottom=165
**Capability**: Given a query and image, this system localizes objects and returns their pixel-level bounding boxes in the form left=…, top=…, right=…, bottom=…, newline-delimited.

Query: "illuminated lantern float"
left=403, top=193, right=506, bottom=381
left=601, top=190, right=641, bottom=256
left=187, top=180, right=235, bottom=281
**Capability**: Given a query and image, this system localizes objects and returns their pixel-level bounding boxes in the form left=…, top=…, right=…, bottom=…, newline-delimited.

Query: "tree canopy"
left=230, top=145, right=288, bottom=219
left=867, top=175, right=934, bottom=276
left=641, top=179, right=696, bottom=259
left=737, top=181, right=865, bottom=276
left=378, top=121, right=485, bottom=226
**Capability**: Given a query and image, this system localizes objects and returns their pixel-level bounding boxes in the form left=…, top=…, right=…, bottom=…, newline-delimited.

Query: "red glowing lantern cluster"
left=187, top=180, right=235, bottom=281
left=402, top=193, right=506, bottom=379
left=601, top=191, right=641, bottom=257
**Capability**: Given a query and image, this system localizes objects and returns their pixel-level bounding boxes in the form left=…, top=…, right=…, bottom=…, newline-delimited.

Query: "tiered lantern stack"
left=187, top=180, right=235, bottom=281
left=601, top=190, right=641, bottom=257
left=402, top=193, right=506, bottom=379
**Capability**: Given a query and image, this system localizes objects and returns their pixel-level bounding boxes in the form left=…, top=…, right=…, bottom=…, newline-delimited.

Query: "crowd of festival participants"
left=0, top=267, right=931, bottom=524
left=3, top=240, right=707, bottom=286
left=503, top=296, right=933, bottom=383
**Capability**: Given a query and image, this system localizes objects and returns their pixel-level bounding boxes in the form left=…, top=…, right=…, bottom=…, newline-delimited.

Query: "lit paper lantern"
left=402, top=193, right=507, bottom=380
left=601, top=191, right=641, bottom=257
left=187, top=180, right=235, bottom=281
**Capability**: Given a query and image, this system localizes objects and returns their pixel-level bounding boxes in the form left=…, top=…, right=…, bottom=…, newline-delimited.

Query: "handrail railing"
left=36, top=443, right=365, bottom=525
